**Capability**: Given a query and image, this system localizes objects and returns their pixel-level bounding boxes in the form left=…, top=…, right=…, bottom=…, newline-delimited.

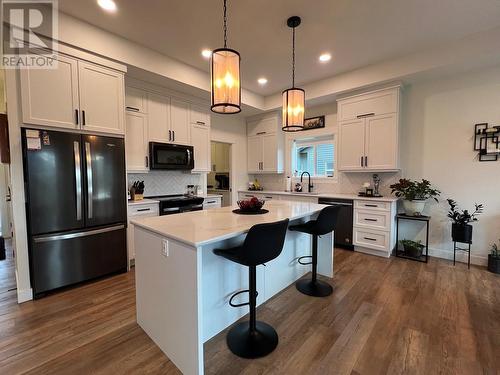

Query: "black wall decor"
left=474, top=123, right=500, bottom=162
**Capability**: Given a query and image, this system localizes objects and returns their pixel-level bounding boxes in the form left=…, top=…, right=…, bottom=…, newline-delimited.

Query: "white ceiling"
left=59, top=0, right=500, bottom=95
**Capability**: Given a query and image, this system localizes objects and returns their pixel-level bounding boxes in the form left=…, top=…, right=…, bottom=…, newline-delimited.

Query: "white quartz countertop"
left=128, top=199, right=160, bottom=206
left=131, top=200, right=327, bottom=247
left=238, top=190, right=399, bottom=203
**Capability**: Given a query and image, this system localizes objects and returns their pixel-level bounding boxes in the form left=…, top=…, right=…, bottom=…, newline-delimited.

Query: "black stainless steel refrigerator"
left=22, top=129, right=127, bottom=298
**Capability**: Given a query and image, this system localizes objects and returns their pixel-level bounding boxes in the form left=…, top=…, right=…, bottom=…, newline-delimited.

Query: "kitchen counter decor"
left=234, top=197, right=268, bottom=215
left=390, top=178, right=440, bottom=216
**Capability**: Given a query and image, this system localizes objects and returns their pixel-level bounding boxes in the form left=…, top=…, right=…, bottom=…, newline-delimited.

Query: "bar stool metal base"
left=296, top=278, right=333, bottom=297
left=226, top=321, right=278, bottom=359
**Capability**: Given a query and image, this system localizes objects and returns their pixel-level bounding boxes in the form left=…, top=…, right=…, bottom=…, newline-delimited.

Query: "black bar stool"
left=289, top=205, right=341, bottom=297
left=213, top=219, right=289, bottom=359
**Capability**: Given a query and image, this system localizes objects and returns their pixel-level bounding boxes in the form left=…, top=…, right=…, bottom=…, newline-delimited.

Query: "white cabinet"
left=190, top=105, right=210, bottom=126
left=337, top=87, right=400, bottom=172
left=246, top=114, right=284, bottom=174
left=20, top=54, right=125, bottom=135
left=203, top=196, right=222, bottom=210
left=125, top=111, right=149, bottom=172
left=78, top=61, right=125, bottom=135
left=191, top=122, right=211, bottom=172
left=148, top=92, right=170, bottom=143
left=20, top=54, right=80, bottom=130
left=125, top=87, right=147, bottom=113
left=127, top=201, right=159, bottom=264
left=170, top=99, right=190, bottom=145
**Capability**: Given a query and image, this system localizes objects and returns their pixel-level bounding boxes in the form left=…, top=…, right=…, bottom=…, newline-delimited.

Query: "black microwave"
left=149, top=142, right=194, bottom=170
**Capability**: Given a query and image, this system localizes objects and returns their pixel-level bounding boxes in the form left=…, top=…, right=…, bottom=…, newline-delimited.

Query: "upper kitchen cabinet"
left=170, top=99, right=190, bottom=145
left=190, top=105, right=210, bottom=127
left=78, top=61, right=125, bottom=135
left=20, top=54, right=80, bottom=130
left=147, top=92, right=170, bottom=143
left=125, top=111, right=148, bottom=172
left=190, top=105, right=211, bottom=173
left=246, top=113, right=284, bottom=174
left=337, top=86, right=401, bottom=172
left=125, top=87, right=148, bottom=113
left=20, top=53, right=126, bottom=136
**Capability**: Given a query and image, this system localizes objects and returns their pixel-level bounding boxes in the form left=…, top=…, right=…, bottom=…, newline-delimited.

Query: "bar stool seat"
left=213, top=218, right=289, bottom=359
left=289, top=205, right=341, bottom=297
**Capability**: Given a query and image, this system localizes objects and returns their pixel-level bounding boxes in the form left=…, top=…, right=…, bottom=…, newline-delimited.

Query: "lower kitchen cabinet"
left=202, top=196, right=222, bottom=210
left=127, top=200, right=159, bottom=265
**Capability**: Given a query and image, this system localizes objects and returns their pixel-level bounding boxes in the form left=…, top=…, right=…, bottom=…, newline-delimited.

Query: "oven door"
left=149, top=142, right=194, bottom=170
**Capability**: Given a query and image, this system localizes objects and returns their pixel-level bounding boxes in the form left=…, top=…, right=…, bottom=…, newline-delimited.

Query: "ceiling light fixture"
left=201, top=49, right=212, bottom=59
left=257, top=77, right=268, bottom=85
left=210, top=0, right=241, bottom=114
left=319, top=53, right=331, bottom=62
left=97, top=0, right=117, bottom=12
left=282, top=16, right=305, bottom=132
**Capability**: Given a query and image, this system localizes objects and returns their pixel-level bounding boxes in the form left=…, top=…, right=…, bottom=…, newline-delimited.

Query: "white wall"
left=210, top=115, right=248, bottom=205
left=400, top=65, right=500, bottom=264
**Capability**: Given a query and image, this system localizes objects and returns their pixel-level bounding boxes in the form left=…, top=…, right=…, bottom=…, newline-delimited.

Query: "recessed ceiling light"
left=201, top=49, right=212, bottom=59
left=319, top=53, right=331, bottom=62
left=257, top=77, right=268, bottom=85
left=97, top=0, right=117, bottom=12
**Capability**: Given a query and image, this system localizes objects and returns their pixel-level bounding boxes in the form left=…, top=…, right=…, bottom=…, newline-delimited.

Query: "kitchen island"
left=131, top=200, right=333, bottom=375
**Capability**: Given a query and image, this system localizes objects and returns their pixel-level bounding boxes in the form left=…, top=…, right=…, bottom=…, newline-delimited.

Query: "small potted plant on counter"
left=400, top=239, right=425, bottom=258
left=488, top=240, right=500, bottom=274
left=390, top=179, right=440, bottom=216
left=447, top=199, right=483, bottom=244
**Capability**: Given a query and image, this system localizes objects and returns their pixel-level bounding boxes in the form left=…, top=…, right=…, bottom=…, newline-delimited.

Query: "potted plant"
left=447, top=199, right=483, bottom=244
left=400, top=239, right=425, bottom=258
left=390, top=179, right=440, bottom=216
left=488, top=240, right=500, bottom=274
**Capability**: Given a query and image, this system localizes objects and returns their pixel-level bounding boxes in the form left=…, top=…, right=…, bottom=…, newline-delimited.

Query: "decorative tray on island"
left=233, top=197, right=269, bottom=215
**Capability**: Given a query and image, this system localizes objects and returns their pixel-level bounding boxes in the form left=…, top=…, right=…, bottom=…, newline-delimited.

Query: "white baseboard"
left=17, top=288, right=33, bottom=303
left=354, top=246, right=391, bottom=258
left=428, top=247, right=487, bottom=266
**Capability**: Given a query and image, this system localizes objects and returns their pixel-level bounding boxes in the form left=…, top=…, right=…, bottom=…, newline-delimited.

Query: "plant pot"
left=403, top=243, right=424, bottom=258
left=403, top=200, right=426, bottom=216
left=487, top=254, right=500, bottom=274
left=451, top=223, right=473, bottom=244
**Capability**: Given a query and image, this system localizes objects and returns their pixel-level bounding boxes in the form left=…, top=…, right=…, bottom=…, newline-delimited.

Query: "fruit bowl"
left=237, top=197, right=265, bottom=212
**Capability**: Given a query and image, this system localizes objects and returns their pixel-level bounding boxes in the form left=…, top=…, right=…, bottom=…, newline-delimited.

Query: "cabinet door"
left=191, top=123, right=210, bottom=172
left=125, top=87, right=147, bottom=113
left=190, top=105, right=210, bottom=126
left=20, top=54, right=79, bottom=129
left=148, top=93, right=170, bottom=143
left=338, top=119, right=366, bottom=171
left=170, top=99, right=190, bottom=145
left=247, top=135, right=262, bottom=173
left=125, top=112, right=148, bottom=171
left=365, top=114, right=398, bottom=170
left=78, top=61, right=125, bottom=135
left=262, top=133, right=278, bottom=172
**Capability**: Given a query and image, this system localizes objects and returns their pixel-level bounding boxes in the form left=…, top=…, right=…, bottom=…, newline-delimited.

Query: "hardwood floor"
left=0, top=250, right=498, bottom=374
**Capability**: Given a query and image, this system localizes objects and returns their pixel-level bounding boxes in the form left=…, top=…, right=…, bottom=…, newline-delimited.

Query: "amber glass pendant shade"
left=211, top=48, right=241, bottom=114
left=282, top=88, right=305, bottom=131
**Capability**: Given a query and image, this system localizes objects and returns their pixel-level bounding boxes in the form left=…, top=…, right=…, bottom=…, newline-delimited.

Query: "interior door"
left=170, top=99, right=190, bottom=145
left=338, top=119, right=366, bottom=171
left=78, top=61, right=125, bottom=135
left=247, top=136, right=262, bottom=173
left=262, top=133, right=278, bottom=172
left=20, top=54, right=80, bottom=130
left=83, top=135, right=126, bottom=228
left=22, top=129, right=84, bottom=235
left=365, top=114, right=398, bottom=170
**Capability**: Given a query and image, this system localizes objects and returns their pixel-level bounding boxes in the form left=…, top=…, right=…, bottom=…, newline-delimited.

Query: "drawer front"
left=261, top=194, right=277, bottom=200
left=355, top=200, right=391, bottom=211
left=339, top=89, right=398, bottom=121
left=128, top=204, right=159, bottom=217
left=353, top=228, right=390, bottom=251
left=354, top=209, right=391, bottom=231
left=203, top=198, right=222, bottom=209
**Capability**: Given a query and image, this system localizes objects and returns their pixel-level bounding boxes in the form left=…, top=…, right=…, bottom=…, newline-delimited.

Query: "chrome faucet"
left=300, top=172, right=314, bottom=193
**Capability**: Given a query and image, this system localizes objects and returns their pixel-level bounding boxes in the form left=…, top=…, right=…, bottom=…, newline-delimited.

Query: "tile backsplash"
left=127, top=171, right=204, bottom=197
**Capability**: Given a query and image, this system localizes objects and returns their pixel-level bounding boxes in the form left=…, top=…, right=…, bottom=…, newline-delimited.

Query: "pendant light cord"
left=292, top=25, right=296, bottom=88
left=223, top=0, right=228, bottom=48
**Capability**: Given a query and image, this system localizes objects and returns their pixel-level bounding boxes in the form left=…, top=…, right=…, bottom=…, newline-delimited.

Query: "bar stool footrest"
left=297, top=255, right=313, bottom=265
left=229, top=289, right=259, bottom=308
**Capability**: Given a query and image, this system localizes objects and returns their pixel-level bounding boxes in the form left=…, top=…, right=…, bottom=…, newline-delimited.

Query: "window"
left=293, top=135, right=334, bottom=177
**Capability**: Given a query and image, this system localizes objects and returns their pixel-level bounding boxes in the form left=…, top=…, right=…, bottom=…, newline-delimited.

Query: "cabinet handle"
left=137, top=208, right=151, bottom=212
left=196, top=121, right=205, bottom=125
left=365, top=156, right=368, bottom=167
left=173, top=131, right=175, bottom=142
left=264, top=196, right=273, bottom=199
left=206, top=200, right=216, bottom=204
left=361, top=156, right=364, bottom=167
left=145, top=156, right=149, bottom=168
left=82, top=110, right=86, bottom=126
left=168, top=130, right=171, bottom=141
left=75, top=109, right=79, bottom=125
left=365, top=204, right=378, bottom=207
left=364, top=218, right=378, bottom=222
left=256, top=131, right=266, bottom=135
left=357, top=112, right=375, bottom=118
left=126, top=106, right=140, bottom=112
left=364, top=237, right=377, bottom=241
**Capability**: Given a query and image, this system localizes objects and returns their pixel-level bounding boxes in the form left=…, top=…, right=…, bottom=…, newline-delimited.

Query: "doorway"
left=207, top=141, right=232, bottom=207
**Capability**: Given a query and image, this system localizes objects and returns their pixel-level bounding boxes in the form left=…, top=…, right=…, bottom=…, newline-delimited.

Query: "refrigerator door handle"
left=73, top=141, right=82, bottom=221
left=33, top=224, right=125, bottom=243
left=85, top=142, right=93, bottom=219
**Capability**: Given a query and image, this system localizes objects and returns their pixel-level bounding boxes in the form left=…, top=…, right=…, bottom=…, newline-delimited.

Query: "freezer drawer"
left=31, top=225, right=127, bottom=297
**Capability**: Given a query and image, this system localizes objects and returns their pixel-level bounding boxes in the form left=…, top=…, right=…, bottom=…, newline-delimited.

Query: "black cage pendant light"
left=210, top=0, right=241, bottom=114
left=282, top=16, right=305, bottom=132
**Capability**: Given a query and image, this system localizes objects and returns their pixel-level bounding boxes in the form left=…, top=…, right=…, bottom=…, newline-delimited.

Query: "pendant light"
left=210, top=0, right=241, bottom=114
left=282, top=16, right=305, bottom=132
